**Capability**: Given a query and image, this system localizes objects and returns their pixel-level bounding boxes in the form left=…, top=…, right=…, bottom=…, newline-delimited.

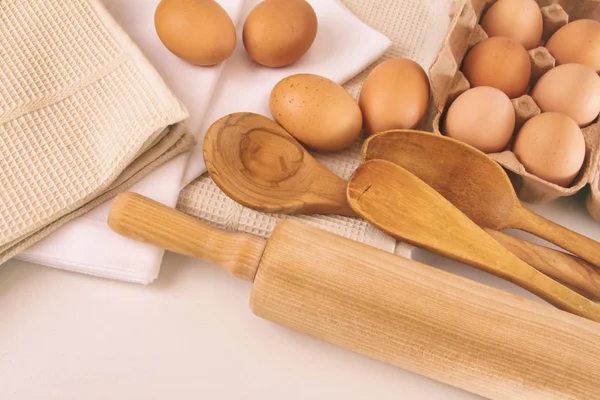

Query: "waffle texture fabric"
left=176, top=0, right=453, bottom=257
left=0, top=0, right=192, bottom=264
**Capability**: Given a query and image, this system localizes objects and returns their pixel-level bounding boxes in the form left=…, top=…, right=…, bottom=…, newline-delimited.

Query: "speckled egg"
left=270, top=74, right=362, bottom=151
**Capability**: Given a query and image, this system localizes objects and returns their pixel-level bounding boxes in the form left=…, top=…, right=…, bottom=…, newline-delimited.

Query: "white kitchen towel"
left=181, top=0, right=392, bottom=184
left=18, top=0, right=391, bottom=283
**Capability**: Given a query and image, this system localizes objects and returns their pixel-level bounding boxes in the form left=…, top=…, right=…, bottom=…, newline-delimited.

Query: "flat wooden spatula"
left=347, top=159, right=600, bottom=322
left=108, top=192, right=600, bottom=400
left=362, top=129, right=600, bottom=269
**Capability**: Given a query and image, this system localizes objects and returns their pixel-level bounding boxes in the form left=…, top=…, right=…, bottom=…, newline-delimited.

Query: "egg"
left=358, top=58, right=430, bottom=135
left=480, top=0, right=543, bottom=50
left=270, top=74, right=362, bottom=151
left=443, top=87, right=515, bottom=153
left=513, top=112, right=586, bottom=187
left=461, top=37, right=531, bottom=98
left=243, top=0, right=318, bottom=68
left=546, top=19, right=600, bottom=73
left=154, top=0, right=236, bottom=66
left=531, top=63, right=600, bottom=127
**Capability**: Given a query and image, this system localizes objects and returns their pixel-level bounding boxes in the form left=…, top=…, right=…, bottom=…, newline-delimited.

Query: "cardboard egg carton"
left=589, top=170, right=600, bottom=220
left=428, top=0, right=600, bottom=221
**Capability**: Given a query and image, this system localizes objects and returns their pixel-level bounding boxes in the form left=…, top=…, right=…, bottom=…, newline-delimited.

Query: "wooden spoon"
left=362, top=129, right=600, bottom=270
left=347, top=160, right=600, bottom=322
left=203, top=112, right=355, bottom=216
left=204, top=114, right=600, bottom=299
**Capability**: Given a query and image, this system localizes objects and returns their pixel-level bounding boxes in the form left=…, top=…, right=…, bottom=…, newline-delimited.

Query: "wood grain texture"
left=347, top=160, right=600, bottom=322
left=362, top=129, right=515, bottom=228
left=108, top=192, right=265, bottom=282
left=202, top=116, right=598, bottom=299
left=507, top=205, right=600, bottom=272
left=251, top=219, right=600, bottom=400
left=203, top=112, right=356, bottom=216
left=363, top=129, right=600, bottom=269
left=486, top=229, right=600, bottom=300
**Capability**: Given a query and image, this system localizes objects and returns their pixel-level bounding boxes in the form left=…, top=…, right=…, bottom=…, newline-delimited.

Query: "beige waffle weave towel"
left=0, top=0, right=193, bottom=263
left=176, top=0, right=453, bottom=256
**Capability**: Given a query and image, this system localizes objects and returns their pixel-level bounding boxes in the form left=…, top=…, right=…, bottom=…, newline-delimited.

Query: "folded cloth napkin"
left=177, top=0, right=454, bottom=256
left=15, top=0, right=244, bottom=282
left=15, top=0, right=392, bottom=283
left=0, top=0, right=193, bottom=266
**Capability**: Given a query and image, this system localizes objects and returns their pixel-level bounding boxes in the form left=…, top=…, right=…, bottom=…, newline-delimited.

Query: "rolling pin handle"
left=108, top=192, right=266, bottom=282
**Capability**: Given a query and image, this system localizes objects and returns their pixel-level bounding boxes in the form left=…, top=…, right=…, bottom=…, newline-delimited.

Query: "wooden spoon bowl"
left=203, top=113, right=355, bottom=216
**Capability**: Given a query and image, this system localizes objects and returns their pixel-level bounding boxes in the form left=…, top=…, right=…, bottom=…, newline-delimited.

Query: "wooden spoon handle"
left=108, top=192, right=265, bottom=282
left=493, top=253, right=600, bottom=322
left=485, top=229, right=600, bottom=301
left=509, top=206, right=600, bottom=270
left=348, top=160, right=600, bottom=322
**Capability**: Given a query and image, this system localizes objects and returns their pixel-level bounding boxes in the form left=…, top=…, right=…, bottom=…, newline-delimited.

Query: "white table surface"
left=1, top=192, right=598, bottom=400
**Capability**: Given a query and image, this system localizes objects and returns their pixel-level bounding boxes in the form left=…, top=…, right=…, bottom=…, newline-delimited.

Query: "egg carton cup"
left=428, top=0, right=600, bottom=222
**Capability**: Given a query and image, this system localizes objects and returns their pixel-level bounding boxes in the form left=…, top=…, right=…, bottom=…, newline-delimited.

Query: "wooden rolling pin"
left=108, top=192, right=600, bottom=400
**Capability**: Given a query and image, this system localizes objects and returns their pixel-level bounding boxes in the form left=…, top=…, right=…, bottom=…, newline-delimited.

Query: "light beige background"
left=2, top=0, right=599, bottom=398
left=1, top=194, right=598, bottom=399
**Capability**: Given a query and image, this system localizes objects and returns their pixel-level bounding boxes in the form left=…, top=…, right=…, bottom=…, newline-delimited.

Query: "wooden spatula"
left=347, top=159, right=600, bottom=322
left=362, top=129, right=600, bottom=270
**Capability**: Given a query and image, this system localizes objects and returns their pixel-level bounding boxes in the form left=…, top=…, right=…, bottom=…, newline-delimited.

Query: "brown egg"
left=443, top=87, right=515, bottom=153
left=461, top=37, right=531, bottom=98
left=358, top=58, right=430, bottom=135
left=513, top=112, right=586, bottom=187
left=154, top=0, right=236, bottom=66
left=546, top=19, right=600, bottom=73
left=270, top=74, right=362, bottom=151
left=531, top=63, right=600, bottom=127
left=480, top=0, right=543, bottom=50
left=243, top=0, right=318, bottom=68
